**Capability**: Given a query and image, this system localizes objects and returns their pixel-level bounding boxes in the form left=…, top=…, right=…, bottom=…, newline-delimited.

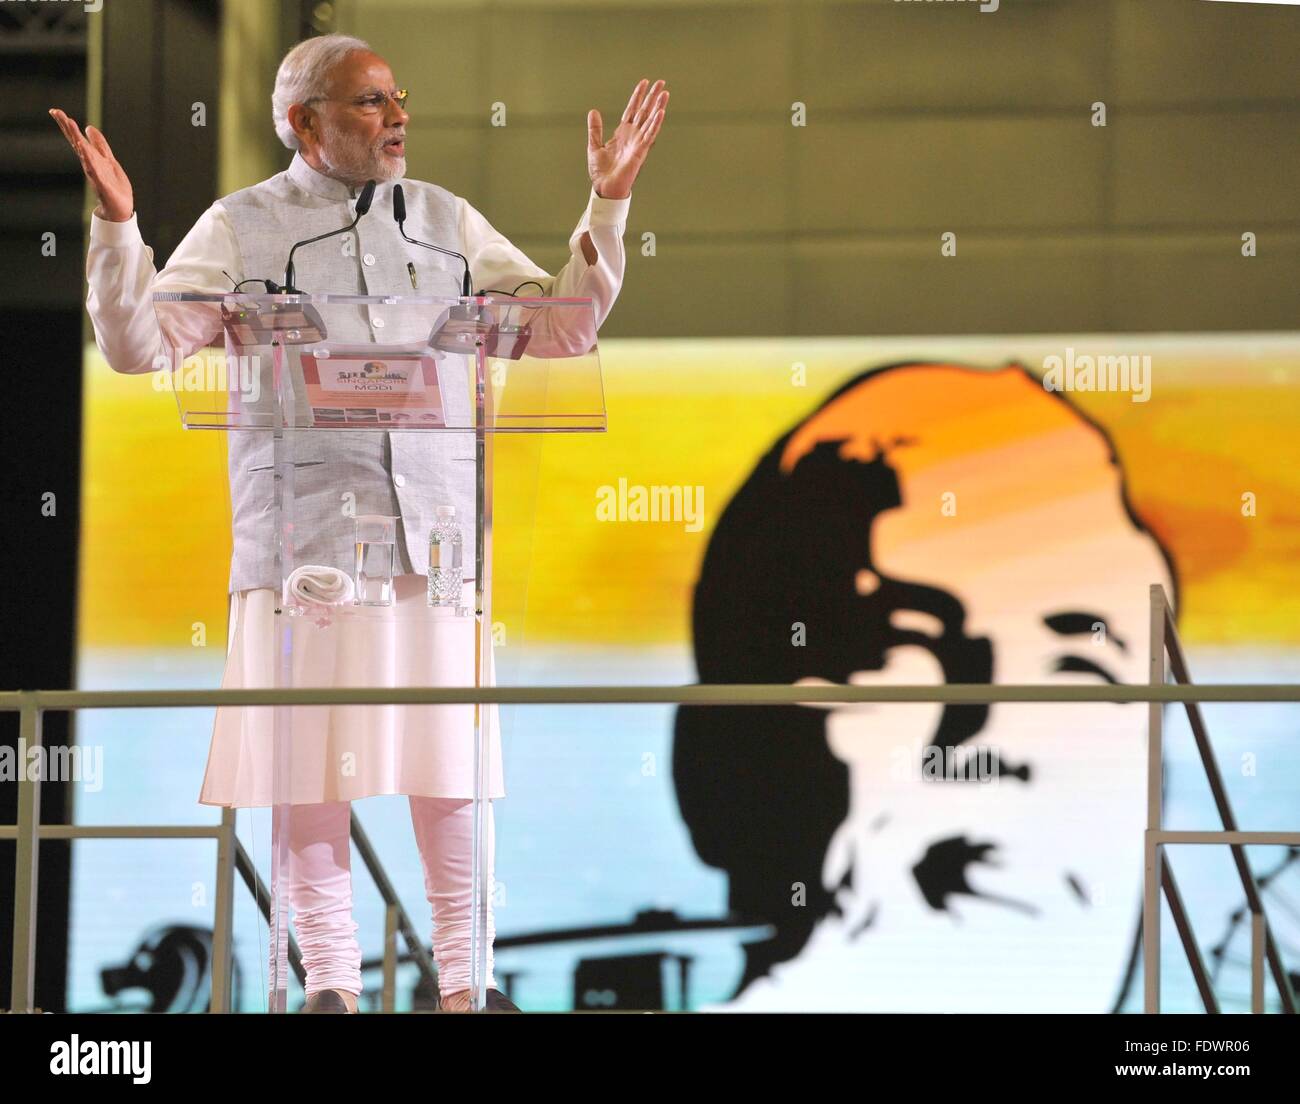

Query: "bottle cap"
left=435, top=505, right=456, bottom=519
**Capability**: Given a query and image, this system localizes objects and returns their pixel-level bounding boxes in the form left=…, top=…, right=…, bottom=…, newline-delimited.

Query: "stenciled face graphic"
left=744, top=364, right=1176, bottom=1011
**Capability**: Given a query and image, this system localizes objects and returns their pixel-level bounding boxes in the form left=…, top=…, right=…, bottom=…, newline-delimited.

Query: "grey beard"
left=318, top=126, right=406, bottom=187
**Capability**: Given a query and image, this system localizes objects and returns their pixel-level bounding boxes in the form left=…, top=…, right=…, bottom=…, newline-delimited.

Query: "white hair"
left=272, top=34, right=373, bottom=150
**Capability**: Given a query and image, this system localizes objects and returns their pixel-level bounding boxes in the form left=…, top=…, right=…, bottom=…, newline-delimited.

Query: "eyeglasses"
left=304, top=88, right=409, bottom=114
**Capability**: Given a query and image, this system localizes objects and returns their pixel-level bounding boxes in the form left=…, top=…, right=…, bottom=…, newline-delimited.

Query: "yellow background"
left=78, top=337, right=1300, bottom=650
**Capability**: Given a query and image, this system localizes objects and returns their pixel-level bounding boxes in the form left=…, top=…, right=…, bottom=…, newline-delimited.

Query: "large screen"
left=71, top=333, right=1300, bottom=1012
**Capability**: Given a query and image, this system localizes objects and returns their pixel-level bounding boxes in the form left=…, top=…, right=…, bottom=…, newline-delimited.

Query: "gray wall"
left=270, top=0, right=1300, bottom=337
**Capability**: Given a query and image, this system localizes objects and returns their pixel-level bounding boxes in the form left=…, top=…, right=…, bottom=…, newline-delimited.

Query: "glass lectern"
left=152, top=291, right=605, bottom=1012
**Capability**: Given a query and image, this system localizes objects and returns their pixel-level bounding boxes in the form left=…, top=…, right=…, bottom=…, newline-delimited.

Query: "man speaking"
left=52, top=34, right=668, bottom=1014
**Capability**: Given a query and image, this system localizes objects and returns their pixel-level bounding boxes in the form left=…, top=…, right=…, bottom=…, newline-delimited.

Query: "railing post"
left=1251, top=911, right=1265, bottom=1014
left=210, top=806, right=237, bottom=1013
left=10, top=693, right=42, bottom=1014
left=1144, top=585, right=1166, bottom=1013
left=383, top=903, right=399, bottom=1013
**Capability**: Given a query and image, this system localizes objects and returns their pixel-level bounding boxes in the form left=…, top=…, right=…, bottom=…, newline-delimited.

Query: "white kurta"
left=199, top=574, right=505, bottom=807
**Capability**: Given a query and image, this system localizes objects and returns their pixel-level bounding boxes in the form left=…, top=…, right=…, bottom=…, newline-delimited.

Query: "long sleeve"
left=457, top=187, right=631, bottom=332
left=85, top=203, right=238, bottom=374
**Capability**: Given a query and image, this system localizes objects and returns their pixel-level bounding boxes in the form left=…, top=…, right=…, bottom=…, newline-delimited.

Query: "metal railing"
left=0, top=694, right=439, bottom=1013
left=1144, top=584, right=1299, bottom=1014
left=4, top=582, right=1299, bottom=1013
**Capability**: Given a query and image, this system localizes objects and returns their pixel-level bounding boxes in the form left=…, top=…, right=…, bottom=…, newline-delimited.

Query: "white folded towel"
left=283, top=564, right=356, bottom=607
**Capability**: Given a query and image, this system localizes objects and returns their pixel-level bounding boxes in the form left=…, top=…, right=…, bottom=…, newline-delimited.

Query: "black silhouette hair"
left=671, top=361, right=1180, bottom=999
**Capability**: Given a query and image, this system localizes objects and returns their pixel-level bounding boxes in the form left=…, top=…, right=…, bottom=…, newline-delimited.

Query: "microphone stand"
left=392, top=184, right=473, bottom=298
left=280, top=179, right=377, bottom=293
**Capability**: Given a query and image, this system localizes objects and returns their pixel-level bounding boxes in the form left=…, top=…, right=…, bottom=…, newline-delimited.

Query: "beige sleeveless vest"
left=218, top=153, right=473, bottom=593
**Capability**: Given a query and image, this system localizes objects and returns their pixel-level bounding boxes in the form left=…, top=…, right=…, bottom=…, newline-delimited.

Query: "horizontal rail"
left=1154, top=830, right=1300, bottom=846
left=2, top=684, right=1300, bottom=709
left=0, top=825, right=223, bottom=840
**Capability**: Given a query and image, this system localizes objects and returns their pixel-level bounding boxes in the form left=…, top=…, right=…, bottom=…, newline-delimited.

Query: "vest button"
left=394, top=474, right=407, bottom=488
left=372, top=316, right=386, bottom=329
left=363, top=253, right=376, bottom=266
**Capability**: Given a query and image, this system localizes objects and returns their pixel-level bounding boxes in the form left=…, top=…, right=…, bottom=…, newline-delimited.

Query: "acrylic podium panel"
left=160, top=293, right=606, bottom=433
left=152, top=293, right=604, bottom=1012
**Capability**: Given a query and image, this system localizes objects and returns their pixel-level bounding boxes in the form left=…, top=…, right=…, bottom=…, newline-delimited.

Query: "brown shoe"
left=302, top=989, right=356, bottom=1014
left=438, top=987, right=521, bottom=1012
left=485, top=988, right=521, bottom=1012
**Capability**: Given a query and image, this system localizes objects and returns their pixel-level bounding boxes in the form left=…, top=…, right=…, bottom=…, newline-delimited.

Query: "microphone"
left=393, top=184, right=473, bottom=296
left=280, top=179, right=377, bottom=293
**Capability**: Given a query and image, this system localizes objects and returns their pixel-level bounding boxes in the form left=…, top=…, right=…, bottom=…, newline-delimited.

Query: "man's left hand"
left=588, top=78, right=669, bottom=201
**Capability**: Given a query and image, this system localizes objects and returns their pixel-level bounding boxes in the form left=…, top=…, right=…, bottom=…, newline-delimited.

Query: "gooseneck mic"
left=393, top=184, right=473, bottom=296
left=280, top=179, right=377, bottom=293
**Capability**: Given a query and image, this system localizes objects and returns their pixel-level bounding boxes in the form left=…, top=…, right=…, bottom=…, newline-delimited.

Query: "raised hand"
left=587, top=78, right=669, bottom=201
left=49, top=108, right=134, bottom=222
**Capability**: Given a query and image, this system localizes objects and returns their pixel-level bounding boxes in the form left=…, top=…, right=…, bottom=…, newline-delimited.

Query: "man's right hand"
left=49, top=108, right=135, bottom=223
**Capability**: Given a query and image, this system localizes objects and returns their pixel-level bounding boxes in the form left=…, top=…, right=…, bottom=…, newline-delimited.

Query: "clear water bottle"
left=427, top=505, right=463, bottom=607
